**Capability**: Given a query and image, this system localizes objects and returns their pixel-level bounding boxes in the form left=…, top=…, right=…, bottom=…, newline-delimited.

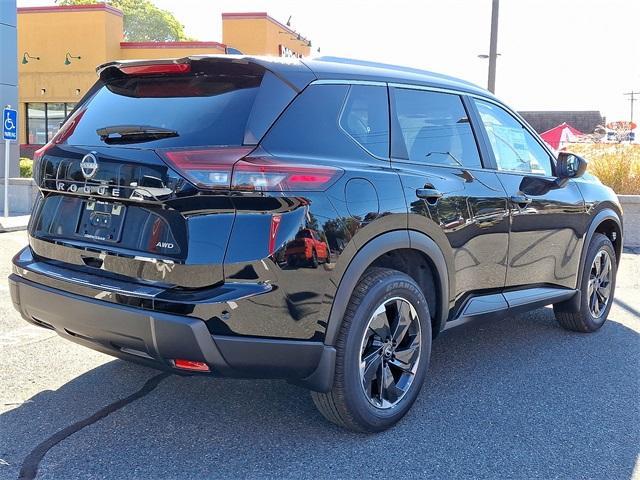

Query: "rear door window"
left=391, top=88, right=482, bottom=168
left=339, top=85, right=389, bottom=158
left=262, top=84, right=389, bottom=163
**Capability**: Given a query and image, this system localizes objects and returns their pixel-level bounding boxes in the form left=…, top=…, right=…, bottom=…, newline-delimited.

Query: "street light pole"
left=487, top=0, right=500, bottom=93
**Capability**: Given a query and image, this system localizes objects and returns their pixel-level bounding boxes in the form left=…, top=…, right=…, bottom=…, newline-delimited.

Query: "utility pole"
left=487, top=0, right=500, bottom=93
left=623, top=91, right=640, bottom=124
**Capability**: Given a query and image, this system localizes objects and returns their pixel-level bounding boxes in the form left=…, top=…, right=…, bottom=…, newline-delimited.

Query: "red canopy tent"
left=540, top=122, right=583, bottom=150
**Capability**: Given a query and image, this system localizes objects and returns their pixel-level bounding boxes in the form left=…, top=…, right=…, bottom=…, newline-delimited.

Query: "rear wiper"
left=97, top=125, right=178, bottom=144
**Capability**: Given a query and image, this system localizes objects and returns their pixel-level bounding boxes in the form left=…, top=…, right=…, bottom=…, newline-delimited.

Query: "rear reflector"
left=158, top=147, right=342, bottom=192
left=173, top=359, right=210, bottom=372
left=120, top=63, right=191, bottom=76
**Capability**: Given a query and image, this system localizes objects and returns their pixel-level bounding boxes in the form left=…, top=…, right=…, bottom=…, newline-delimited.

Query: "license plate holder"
left=77, top=200, right=126, bottom=243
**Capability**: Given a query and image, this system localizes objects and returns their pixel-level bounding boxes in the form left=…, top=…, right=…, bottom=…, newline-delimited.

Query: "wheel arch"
left=323, top=230, right=450, bottom=346
left=577, top=208, right=623, bottom=289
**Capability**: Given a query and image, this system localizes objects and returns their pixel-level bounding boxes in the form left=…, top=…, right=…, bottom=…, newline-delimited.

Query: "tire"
left=554, top=233, right=617, bottom=332
left=310, top=250, right=318, bottom=268
left=311, top=267, right=432, bottom=432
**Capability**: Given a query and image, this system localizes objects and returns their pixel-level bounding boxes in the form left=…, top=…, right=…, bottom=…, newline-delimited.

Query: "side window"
left=262, top=84, right=387, bottom=162
left=392, top=88, right=481, bottom=168
left=339, top=85, right=389, bottom=158
left=474, top=99, right=553, bottom=176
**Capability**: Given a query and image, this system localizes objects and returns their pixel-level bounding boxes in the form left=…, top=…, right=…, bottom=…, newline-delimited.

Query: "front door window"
left=473, top=99, right=554, bottom=176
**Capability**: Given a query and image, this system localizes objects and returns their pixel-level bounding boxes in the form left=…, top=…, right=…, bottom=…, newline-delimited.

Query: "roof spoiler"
left=96, top=55, right=316, bottom=92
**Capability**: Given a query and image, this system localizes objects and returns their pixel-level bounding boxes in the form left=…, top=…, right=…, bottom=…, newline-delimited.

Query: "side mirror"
left=557, top=152, right=587, bottom=179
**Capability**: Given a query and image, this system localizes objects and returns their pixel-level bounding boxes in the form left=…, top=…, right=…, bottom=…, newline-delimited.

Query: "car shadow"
left=1, top=308, right=638, bottom=479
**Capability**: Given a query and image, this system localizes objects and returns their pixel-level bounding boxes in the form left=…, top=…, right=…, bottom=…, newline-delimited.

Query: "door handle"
left=510, top=194, right=532, bottom=207
left=416, top=188, right=443, bottom=202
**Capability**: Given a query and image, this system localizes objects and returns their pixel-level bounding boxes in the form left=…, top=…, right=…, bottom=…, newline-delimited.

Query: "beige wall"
left=222, top=13, right=310, bottom=57
left=17, top=6, right=123, bottom=143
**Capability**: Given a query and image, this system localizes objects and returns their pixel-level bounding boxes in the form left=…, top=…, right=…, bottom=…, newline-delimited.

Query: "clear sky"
left=18, top=0, right=640, bottom=124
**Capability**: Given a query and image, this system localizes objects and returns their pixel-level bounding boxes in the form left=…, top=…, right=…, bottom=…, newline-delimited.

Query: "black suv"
left=9, top=56, right=623, bottom=432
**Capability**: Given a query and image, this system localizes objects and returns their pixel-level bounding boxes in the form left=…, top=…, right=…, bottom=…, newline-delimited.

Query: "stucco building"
left=17, top=4, right=311, bottom=150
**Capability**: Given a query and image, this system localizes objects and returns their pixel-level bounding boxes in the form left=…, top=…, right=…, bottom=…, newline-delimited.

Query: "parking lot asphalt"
left=0, top=230, right=638, bottom=480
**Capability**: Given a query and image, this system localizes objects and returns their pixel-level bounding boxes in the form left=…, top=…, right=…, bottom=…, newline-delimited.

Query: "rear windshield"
left=63, top=66, right=295, bottom=148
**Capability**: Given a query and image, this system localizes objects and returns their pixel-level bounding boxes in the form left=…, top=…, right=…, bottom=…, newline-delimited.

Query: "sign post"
left=3, top=106, right=17, bottom=218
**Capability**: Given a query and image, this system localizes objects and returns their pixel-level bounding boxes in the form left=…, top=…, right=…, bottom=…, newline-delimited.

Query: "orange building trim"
left=120, top=41, right=227, bottom=50
left=17, top=4, right=124, bottom=17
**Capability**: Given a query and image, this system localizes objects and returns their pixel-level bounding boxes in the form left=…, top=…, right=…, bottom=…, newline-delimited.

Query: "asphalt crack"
left=18, top=372, right=170, bottom=480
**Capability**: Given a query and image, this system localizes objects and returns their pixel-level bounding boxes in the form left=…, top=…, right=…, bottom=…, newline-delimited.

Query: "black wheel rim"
left=359, top=297, right=421, bottom=409
left=588, top=249, right=612, bottom=318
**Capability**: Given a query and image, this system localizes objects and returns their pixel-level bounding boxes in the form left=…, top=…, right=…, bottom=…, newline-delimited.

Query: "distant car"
left=9, top=55, right=623, bottom=432
left=284, top=228, right=329, bottom=267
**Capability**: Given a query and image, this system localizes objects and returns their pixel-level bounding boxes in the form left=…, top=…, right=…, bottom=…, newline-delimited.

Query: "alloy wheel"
left=359, top=297, right=421, bottom=409
left=588, top=249, right=612, bottom=318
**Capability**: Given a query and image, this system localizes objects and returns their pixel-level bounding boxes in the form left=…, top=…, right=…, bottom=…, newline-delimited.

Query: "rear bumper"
left=9, top=272, right=335, bottom=392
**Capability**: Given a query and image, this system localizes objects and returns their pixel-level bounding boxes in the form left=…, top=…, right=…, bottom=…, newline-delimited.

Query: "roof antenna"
left=286, top=15, right=292, bottom=27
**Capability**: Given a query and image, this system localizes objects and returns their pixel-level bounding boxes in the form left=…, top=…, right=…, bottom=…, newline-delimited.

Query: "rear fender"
left=324, top=230, right=449, bottom=345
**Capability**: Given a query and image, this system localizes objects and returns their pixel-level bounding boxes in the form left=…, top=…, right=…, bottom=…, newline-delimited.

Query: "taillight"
left=33, top=142, right=52, bottom=162
left=120, top=63, right=191, bottom=75
left=159, top=147, right=342, bottom=192
left=159, top=147, right=253, bottom=189
left=231, top=158, right=342, bottom=192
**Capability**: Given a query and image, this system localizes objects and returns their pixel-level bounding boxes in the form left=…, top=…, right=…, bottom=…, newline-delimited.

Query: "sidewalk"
left=0, top=215, right=29, bottom=232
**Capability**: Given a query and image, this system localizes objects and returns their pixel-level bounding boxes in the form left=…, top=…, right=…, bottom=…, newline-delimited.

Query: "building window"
left=26, top=102, right=76, bottom=144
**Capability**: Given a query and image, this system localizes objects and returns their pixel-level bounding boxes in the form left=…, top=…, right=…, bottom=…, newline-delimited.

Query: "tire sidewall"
left=341, top=272, right=432, bottom=430
left=579, top=235, right=617, bottom=329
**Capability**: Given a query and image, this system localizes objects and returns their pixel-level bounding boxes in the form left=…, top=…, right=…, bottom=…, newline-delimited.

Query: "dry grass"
left=566, top=143, right=640, bottom=195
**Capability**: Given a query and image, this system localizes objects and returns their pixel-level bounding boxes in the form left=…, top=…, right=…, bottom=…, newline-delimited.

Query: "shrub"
left=19, top=157, right=33, bottom=178
left=566, top=143, right=640, bottom=195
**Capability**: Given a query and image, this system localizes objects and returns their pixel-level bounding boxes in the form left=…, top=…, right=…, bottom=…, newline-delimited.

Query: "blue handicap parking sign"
left=3, top=108, right=18, bottom=141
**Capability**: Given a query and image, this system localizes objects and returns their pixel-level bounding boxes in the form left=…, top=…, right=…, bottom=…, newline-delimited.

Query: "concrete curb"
left=0, top=177, right=38, bottom=216
left=619, top=195, right=640, bottom=249
left=0, top=214, right=30, bottom=232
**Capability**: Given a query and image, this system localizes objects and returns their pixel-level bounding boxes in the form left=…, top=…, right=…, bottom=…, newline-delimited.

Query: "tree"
left=57, top=0, right=192, bottom=41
